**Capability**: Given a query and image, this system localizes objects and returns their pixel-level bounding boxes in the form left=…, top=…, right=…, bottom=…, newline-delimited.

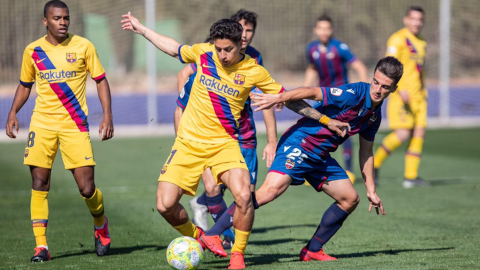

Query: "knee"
left=205, top=183, right=221, bottom=197
left=339, top=194, right=360, bottom=213
left=233, top=189, right=252, bottom=210
left=79, top=184, right=95, bottom=198
left=156, top=198, right=175, bottom=216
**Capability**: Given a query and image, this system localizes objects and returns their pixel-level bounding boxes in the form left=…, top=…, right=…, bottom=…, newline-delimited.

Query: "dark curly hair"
left=209, top=19, right=243, bottom=44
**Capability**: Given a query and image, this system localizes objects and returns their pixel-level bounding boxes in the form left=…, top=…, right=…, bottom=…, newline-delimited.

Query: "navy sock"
left=343, top=138, right=353, bottom=171
left=306, top=203, right=349, bottom=252
left=206, top=193, right=227, bottom=223
left=206, top=203, right=236, bottom=236
left=197, top=192, right=207, bottom=206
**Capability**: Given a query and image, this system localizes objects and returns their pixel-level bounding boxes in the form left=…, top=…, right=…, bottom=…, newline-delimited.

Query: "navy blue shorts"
left=240, top=146, right=258, bottom=185
left=269, top=144, right=348, bottom=192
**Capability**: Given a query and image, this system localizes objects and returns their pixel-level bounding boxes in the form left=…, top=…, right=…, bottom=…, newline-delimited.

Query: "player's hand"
left=99, top=115, right=114, bottom=141
left=399, top=90, right=409, bottom=104
left=263, top=142, right=277, bottom=168
left=250, top=92, right=281, bottom=111
left=367, top=191, right=386, bottom=215
left=326, top=119, right=350, bottom=137
left=5, top=112, right=19, bottom=139
left=121, top=12, right=146, bottom=35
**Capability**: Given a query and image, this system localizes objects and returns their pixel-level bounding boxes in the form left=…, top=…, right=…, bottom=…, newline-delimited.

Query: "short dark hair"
left=406, top=6, right=425, bottom=16
left=230, top=9, right=258, bottom=31
left=374, top=57, right=404, bottom=86
left=209, top=19, right=243, bottom=44
left=316, top=14, right=333, bottom=25
left=44, top=0, right=69, bottom=18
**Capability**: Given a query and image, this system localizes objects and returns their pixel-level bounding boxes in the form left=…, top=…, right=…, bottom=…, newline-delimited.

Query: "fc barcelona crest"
left=234, top=74, right=246, bottom=85
left=66, top=53, right=77, bottom=63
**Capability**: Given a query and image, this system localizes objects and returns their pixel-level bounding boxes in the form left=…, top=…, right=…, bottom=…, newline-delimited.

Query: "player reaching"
left=175, top=10, right=279, bottom=249
left=121, top=12, right=348, bottom=269
left=200, top=57, right=403, bottom=267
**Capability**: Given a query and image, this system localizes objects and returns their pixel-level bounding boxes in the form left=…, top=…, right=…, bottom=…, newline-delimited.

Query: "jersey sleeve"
left=320, top=85, right=351, bottom=109
left=338, top=42, right=356, bottom=63
left=385, top=34, right=402, bottom=58
left=19, top=47, right=35, bottom=86
left=253, top=66, right=285, bottom=94
left=85, top=41, right=106, bottom=81
left=190, top=63, right=197, bottom=72
left=359, top=113, right=382, bottom=141
left=178, top=43, right=205, bottom=64
left=176, top=73, right=195, bottom=109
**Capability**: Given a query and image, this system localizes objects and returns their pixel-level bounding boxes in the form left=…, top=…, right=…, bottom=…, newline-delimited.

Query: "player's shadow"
left=203, top=246, right=455, bottom=268
left=53, top=244, right=166, bottom=259
left=334, top=246, right=455, bottom=259
left=252, top=224, right=317, bottom=234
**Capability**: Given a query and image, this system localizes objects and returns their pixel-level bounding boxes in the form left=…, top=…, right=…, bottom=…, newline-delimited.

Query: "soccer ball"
left=166, top=236, right=204, bottom=270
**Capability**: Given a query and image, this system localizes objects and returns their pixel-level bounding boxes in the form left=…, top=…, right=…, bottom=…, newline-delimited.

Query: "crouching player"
left=200, top=57, right=403, bottom=267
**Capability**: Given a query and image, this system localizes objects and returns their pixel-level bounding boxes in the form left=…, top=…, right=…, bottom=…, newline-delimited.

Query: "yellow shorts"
left=158, top=137, right=248, bottom=196
left=24, top=126, right=96, bottom=170
left=387, top=94, right=427, bottom=129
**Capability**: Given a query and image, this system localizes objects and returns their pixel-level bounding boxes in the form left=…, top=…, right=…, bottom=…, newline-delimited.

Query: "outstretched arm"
left=96, top=78, right=114, bottom=141
left=359, top=136, right=385, bottom=215
left=121, top=12, right=181, bottom=58
left=5, top=83, right=32, bottom=138
left=251, top=87, right=350, bottom=137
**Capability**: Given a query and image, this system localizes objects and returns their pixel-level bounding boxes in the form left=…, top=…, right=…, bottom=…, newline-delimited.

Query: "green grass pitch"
left=1, top=128, right=479, bottom=269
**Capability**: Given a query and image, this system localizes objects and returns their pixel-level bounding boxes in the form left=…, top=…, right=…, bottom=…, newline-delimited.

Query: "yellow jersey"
left=178, top=42, right=284, bottom=144
left=386, top=28, right=427, bottom=98
left=20, top=34, right=106, bottom=132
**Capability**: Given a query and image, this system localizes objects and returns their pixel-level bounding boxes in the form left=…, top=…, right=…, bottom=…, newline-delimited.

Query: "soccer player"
left=200, top=57, right=403, bottom=266
left=373, top=6, right=430, bottom=188
left=175, top=10, right=278, bottom=247
left=5, top=0, right=113, bottom=262
left=121, top=13, right=348, bottom=269
left=304, top=15, right=368, bottom=183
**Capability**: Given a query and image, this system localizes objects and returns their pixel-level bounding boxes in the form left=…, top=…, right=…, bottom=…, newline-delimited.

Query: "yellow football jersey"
left=386, top=28, right=427, bottom=97
left=178, top=42, right=284, bottom=144
left=20, top=34, right=106, bottom=132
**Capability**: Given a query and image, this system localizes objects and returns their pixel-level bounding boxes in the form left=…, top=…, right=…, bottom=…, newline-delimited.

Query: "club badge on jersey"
left=234, top=74, right=246, bottom=85
left=66, top=53, right=77, bottom=63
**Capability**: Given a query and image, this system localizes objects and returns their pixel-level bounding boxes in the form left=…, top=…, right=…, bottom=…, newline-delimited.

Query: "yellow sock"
left=173, top=220, right=198, bottom=238
left=231, top=229, right=251, bottom=254
left=31, top=190, right=49, bottom=247
left=405, top=137, right=424, bottom=179
left=83, top=188, right=105, bottom=227
left=374, top=132, right=402, bottom=168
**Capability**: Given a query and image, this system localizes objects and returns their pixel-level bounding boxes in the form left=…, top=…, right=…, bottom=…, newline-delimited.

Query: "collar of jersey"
left=42, top=33, right=73, bottom=48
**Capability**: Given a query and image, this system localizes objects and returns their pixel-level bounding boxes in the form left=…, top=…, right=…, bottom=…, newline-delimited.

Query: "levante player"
left=201, top=57, right=403, bottom=266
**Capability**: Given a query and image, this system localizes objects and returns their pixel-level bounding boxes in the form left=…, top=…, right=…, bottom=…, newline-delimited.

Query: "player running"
left=5, top=0, right=113, bottom=262
left=304, top=14, right=368, bottom=183
left=121, top=13, right=348, bottom=269
left=373, top=6, right=430, bottom=188
left=175, top=10, right=279, bottom=248
left=200, top=57, right=403, bottom=267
